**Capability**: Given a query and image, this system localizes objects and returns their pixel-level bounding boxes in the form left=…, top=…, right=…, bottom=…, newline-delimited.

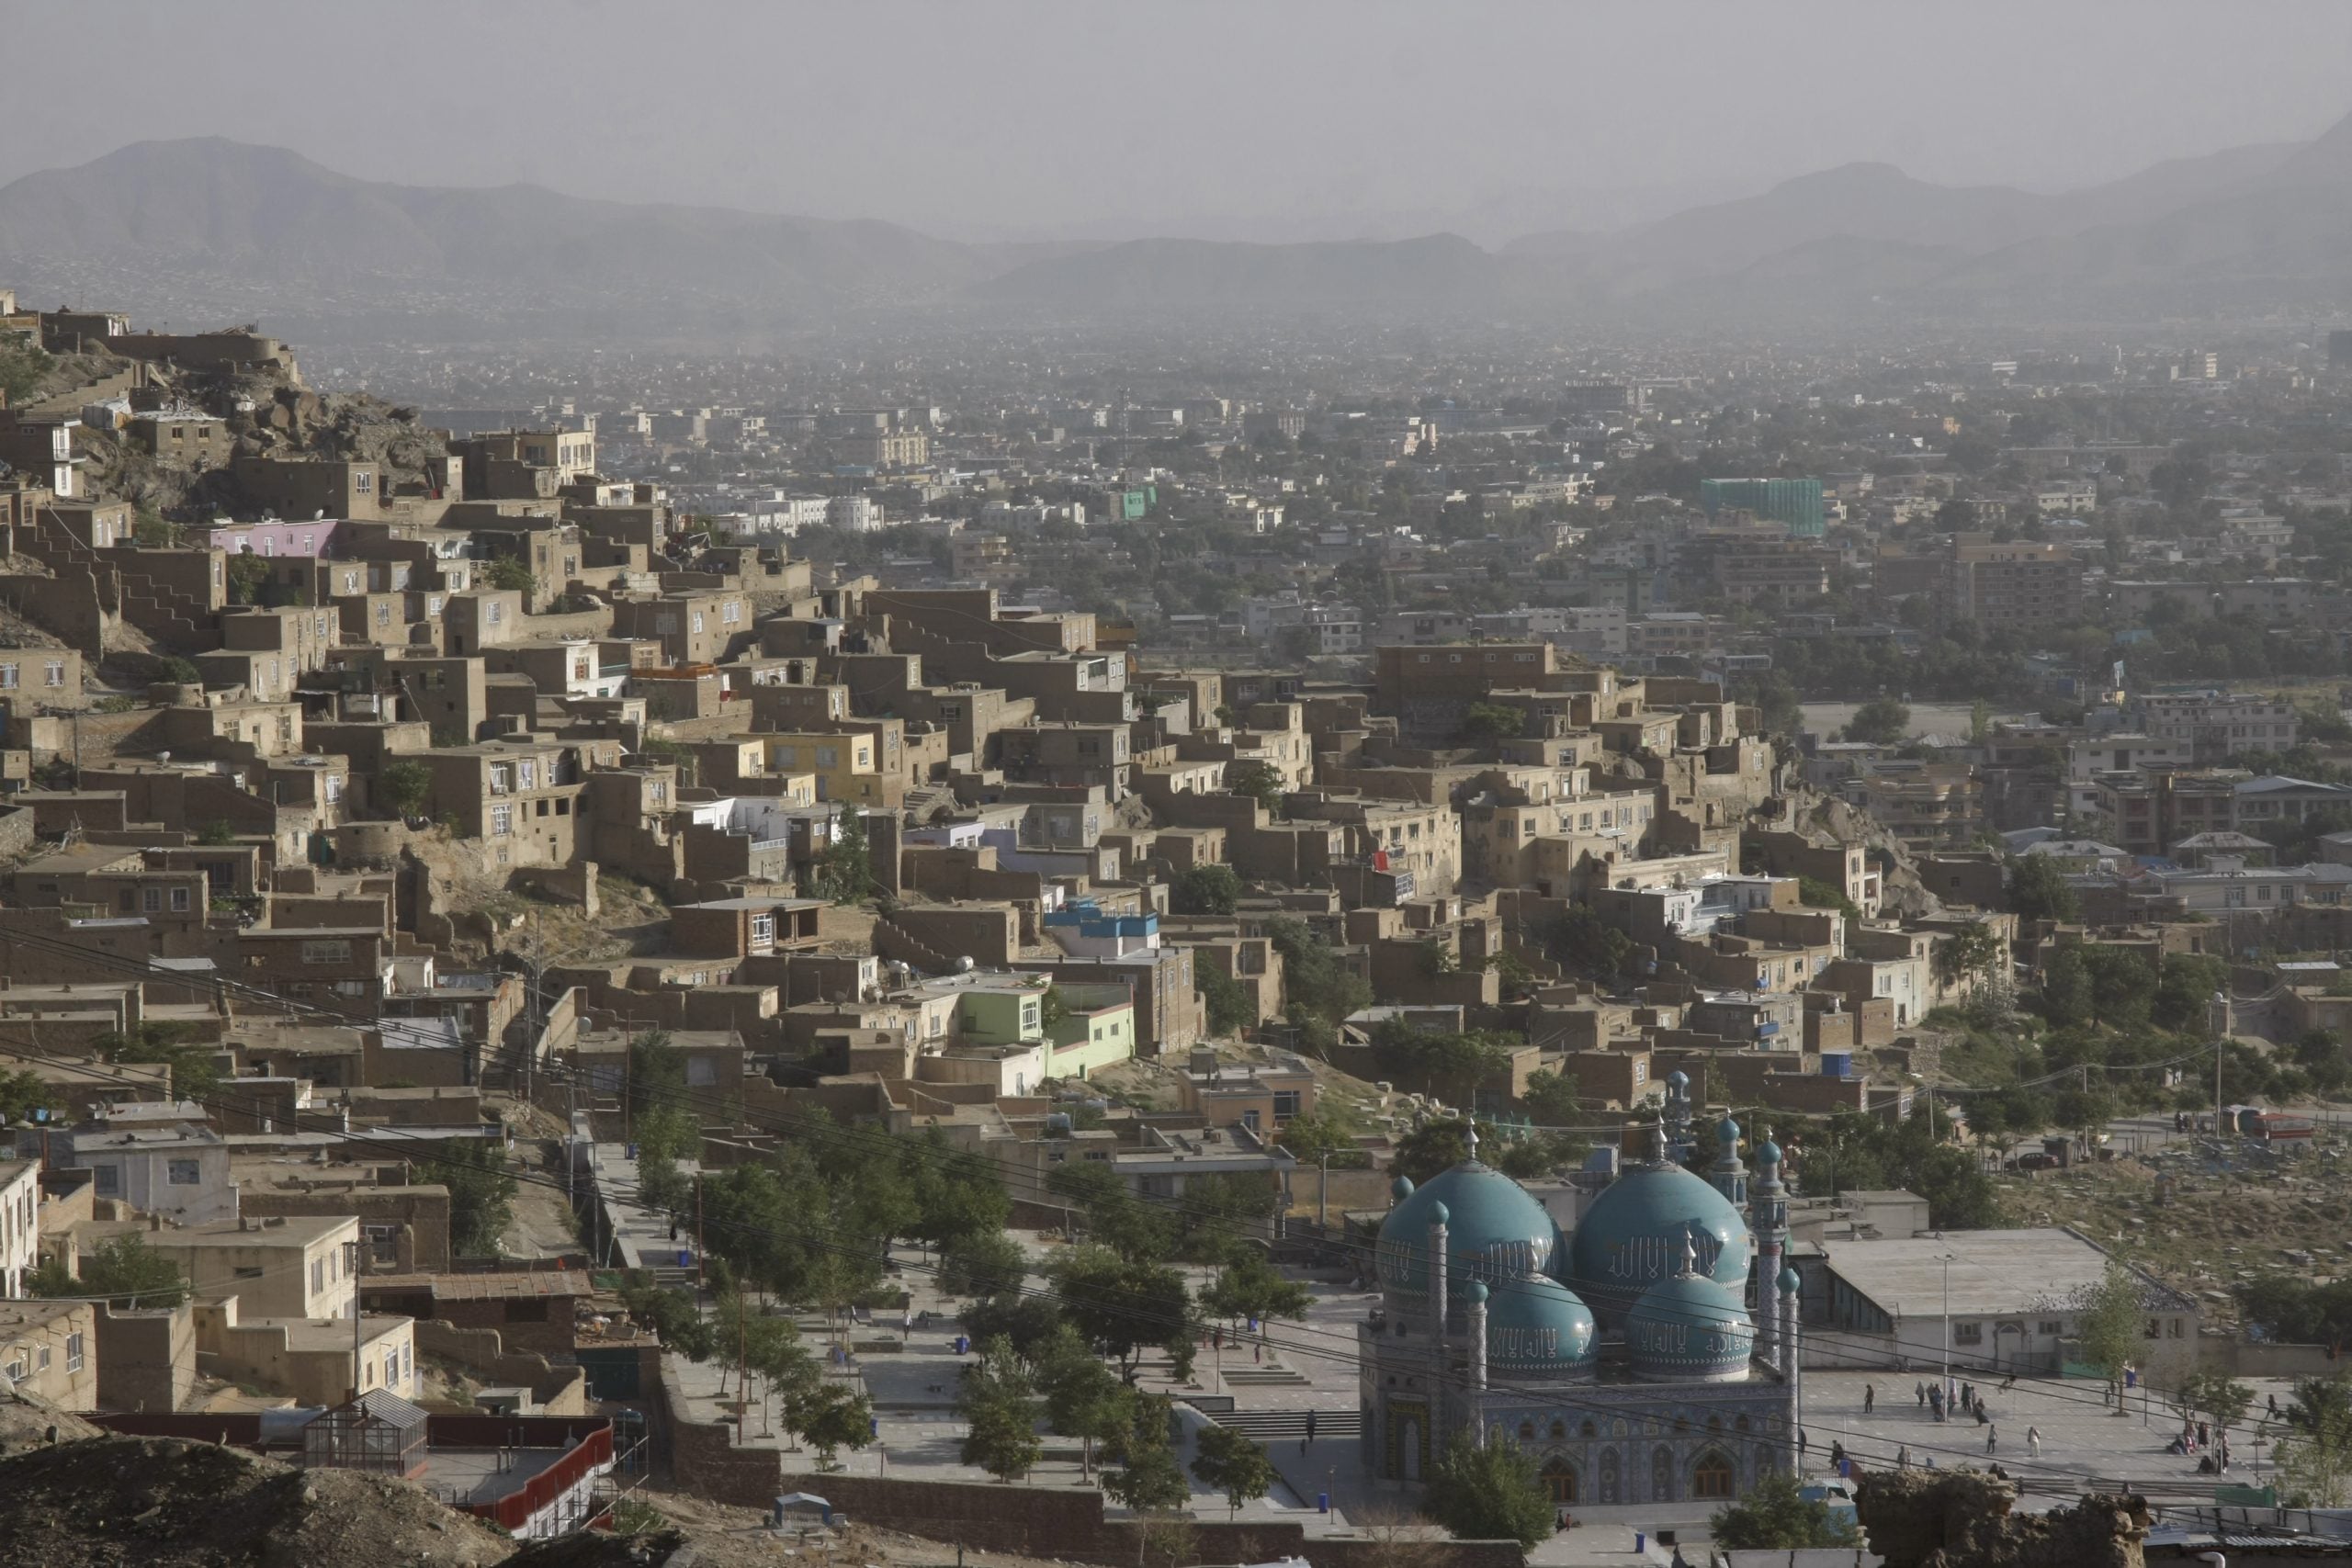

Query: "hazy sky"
left=9, top=0, right=2352, bottom=242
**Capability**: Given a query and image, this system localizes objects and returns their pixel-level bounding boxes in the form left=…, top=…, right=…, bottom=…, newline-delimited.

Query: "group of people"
left=2169, top=1417, right=2233, bottom=1472
left=1912, top=1376, right=2004, bottom=1426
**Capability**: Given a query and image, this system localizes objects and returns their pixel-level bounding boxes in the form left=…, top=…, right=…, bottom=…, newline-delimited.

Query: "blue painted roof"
left=1377, top=1160, right=1559, bottom=1297
left=1485, top=1274, right=1598, bottom=1375
left=1628, top=1271, right=1754, bottom=1381
left=1566, top=1161, right=1751, bottom=1323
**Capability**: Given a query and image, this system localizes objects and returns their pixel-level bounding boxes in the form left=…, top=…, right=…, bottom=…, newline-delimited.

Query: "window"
left=170, top=886, right=191, bottom=912
left=2144, top=1317, right=2163, bottom=1339
left=167, top=1158, right=201, bottom=1185
left=3, top=1356, right=22, bottom=1382
left=1690, top=1451, right=1736, bottom=1499
left=91, top=1164, right=119, bottom=1196
left=723, top=601, right=741, bottom=624
left=301, top=939, right=353, bottom=964
left=312, top=1258, right=325, bottom=1295
left=491, top=805, right=514, bottom=837
left=141, top=886, right=162, bottom=913
left=750, top=915, right=775, bottom=942
left=516, top=761, right=537, bottom=791
left=367, top=1224, right=399, bottom=1266
left=0, top=666, right=17, bottom=690
left=487, top=602, right=504, bottom=625
left=2036, top=1319, right=2064, bottom=1337
left=42, top=661, right=63, bottom=688
left=692, top=611, right=706, bottom=634
left=1953, top=1320, right=1984, bottom=1346
left=65, top=1333, right=83, bottom=1374
left=491, top=766, right=512, bottom=795
left=1272, top=1090, right=1301, bottom=1119
left=354, top=471, right=372, bottom=495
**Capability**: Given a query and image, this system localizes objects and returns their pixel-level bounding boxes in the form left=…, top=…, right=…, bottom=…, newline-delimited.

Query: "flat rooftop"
left=1819, top=1227, right=2189, bottom=1318
left=361, top=1272, right=589, bottom=1301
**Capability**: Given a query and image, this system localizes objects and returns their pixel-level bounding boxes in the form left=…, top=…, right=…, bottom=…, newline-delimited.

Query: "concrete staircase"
left=26, top=506, right=218, bottom=651
left=1205, top=1407, right=1362, bottom=1441
left=870, top=912, right=961, bottom=976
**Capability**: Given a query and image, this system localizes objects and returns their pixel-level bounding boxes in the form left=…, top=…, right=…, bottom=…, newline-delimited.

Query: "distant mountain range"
left=6, top=125, right=2352, bottom=341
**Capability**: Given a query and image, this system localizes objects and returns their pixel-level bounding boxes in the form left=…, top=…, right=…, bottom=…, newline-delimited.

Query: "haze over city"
left=9, top=7, right=2352, bottom=1568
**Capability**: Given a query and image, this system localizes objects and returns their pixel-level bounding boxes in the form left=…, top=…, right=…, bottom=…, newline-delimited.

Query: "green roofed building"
left=1700, top=477, right=1825, bottom=537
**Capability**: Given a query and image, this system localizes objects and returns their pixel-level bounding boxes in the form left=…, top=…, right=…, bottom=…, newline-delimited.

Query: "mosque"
left=1359, top=1072, right=1800, bottom=1508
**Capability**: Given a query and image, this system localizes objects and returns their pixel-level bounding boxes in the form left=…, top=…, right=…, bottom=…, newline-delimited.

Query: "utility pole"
left=347, top=1238, right=365, bottom=1403
left=1317, top=1151, right=1329, bottom=1229
left=695, top=1172, right=706, bottom=1290
left=737, top=1303, right=748, bottom=1447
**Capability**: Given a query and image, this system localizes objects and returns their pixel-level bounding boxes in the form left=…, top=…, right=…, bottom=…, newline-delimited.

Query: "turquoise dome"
left=1778, top=1265, right=1801, bottom=1296
left=1757, top=1136, right=1782, bottom=1167
left=1716, top=1114, right=1741, bottom=1148
left=1484, top=1275, right=1598, bottom=1381
left=1377, top=1160, right=1559, bottom=1298
left=1628, top=1271, right=1754, bottom=1382
left=1566, top=1161, right=1750, bottom=1324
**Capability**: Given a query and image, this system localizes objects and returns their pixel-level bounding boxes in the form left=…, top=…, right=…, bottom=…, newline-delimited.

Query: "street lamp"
left=1941, top=1254, right=1956, bottom=1411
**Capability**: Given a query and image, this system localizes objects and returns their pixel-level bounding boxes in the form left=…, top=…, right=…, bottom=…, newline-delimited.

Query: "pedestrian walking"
left=1917, top=1382, right=1928, bottom=1406
left=1896, top=1445, right=1910, bottom=1470
left=1962, top=1382, right=1975, bottom=1412
left=1829, top=1440, right=1846, bottom=1472
left=1865, top=1383, right=1875, bottom=1414
left=2270, top=1393, right=2282, bottom=1420
left=2027, top=1426, right=2041, bottom=1459
left=1986, top=1424, right=1997, bottom=1455
left=1306, top=1411, right=1317, bottom=1443
left=2198, top=1421, right=2210, bottom=1449
left=1798, top=1428, right=1809, bottom=1461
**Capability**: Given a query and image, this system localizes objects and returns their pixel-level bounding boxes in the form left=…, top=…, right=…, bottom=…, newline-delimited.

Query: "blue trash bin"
left=955, top=1335, right=970, bottom=1354
left=1634, top=1532, right=1645, bottom=1553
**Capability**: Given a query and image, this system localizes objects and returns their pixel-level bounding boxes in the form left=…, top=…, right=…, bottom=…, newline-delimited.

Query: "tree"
left=1419, top=1435, right=1555, bottom=1548
left=2075, top=1260, right=2146, bottom=1408
left=957, top=1336, right=1046, bottom=1482
left=1521, top=1068, right=1581, bottom=1125
left=1841, top=697, right=1912, bottom=745
left=423, top=1143, right=518, bottom=1256
left=1101, top=1393, right=1191, bottom=1516
left=1455, top=702, right=1525, bottom=750
left=941, top=1229, right=1030, bottom=1300
left=1191, top=1423, right=1277, bottom=1517
left=2278, top=1373, right=2352, bottom=1507
left=1036, top=1327, right=1129, bottom=1480
left=800, top=1382, right=876, bottom=1468
left=2008, top=854, right=2080, bottom=923
left=1171, top=863, right=1243, bottom=916
left=0, top=338, right=53, bottom=406
left=31, top=1235, right=187, bottom=1309
left=1709, top=1470, right=1859, bottom=1550
left=1053, top=1245, right=1198, bottom=1383
left=809, top=809, right=876, bottom=904
left=1272, top=1103, right=1353, bottom=1164
left=95, top=1021, right=221, bottom=1102
left=2039, top=943, right=2095, bottom=1027
left=484, top=554, right=537, bottom=597
left=1200, top=965, right=1252, bottom=1037
left=2177, top=1365, right=2255, bottom=1434
left=1199, top=1252, right=1313, bottom=1329
left=379, top=760, right=431, bottom=820
left=1227, top=761, right=1285, bottom=818
left=0, top=1068, right=61, bottom=1123
left=616, top=1282, right=717, bottom=1359
left=1392, top=1119, right=1486, bottom=1184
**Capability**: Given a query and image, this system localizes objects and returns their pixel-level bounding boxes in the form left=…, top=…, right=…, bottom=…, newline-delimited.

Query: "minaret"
left=1428, top=1200, right=1451, bottom=1348
left=1709, top=1113, right=1747, bottom=1208
left=1779, top=1264, right=1803, bottom=1471
left=1750, top=1127, right=1789, bottom=1371
left=1663, top=1071, right=1695, bottom=1166
left=1467, top=1279, right=1486, bottom=1401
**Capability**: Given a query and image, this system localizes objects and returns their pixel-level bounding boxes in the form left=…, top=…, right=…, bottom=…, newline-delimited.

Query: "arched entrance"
left=1691, top=1449, right=1736, bottom=1499
left=1541, top=1457, right=1577, bottom=1504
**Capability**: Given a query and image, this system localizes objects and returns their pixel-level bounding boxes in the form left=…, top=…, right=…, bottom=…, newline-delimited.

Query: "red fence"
left=456, top=1422, right=613, bottom=1534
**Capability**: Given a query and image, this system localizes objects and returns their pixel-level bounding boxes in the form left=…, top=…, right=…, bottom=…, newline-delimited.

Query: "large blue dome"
left=1376, top=1160, right=1559, bottom=1298
left=1566, top=1161, right=1750, bottom=1324
left=1483, top=1275, right=1598, bottom=1381
left=1627, top=1271, right=1754, bottom=1382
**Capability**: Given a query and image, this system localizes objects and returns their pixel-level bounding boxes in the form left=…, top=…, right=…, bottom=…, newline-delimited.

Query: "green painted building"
left=1699, top=478, right=1824, bottom=537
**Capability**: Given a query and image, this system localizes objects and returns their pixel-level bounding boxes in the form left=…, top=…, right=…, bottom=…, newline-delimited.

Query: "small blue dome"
left=1566, top=1163, right=1751, bottom=1325
left=1779, top=1265, right=1801, bottom=1296
left=1391, top=1175, right=1416, bottom=1202
left=1376, top=1160, right=1559, bottom=1299
left=1466, top=1280, right=1490, bottom=1304
left=1716, top=1115, right=1741, bottom=1147
left=1756, top=1136, right=1782, bottom=1167
left=1486, top=1276, right=1598, bottom=1380
left=1668, top=1070, right=1689, bottom=1089
left=1628, top=1272, right=1754, bottom=1382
